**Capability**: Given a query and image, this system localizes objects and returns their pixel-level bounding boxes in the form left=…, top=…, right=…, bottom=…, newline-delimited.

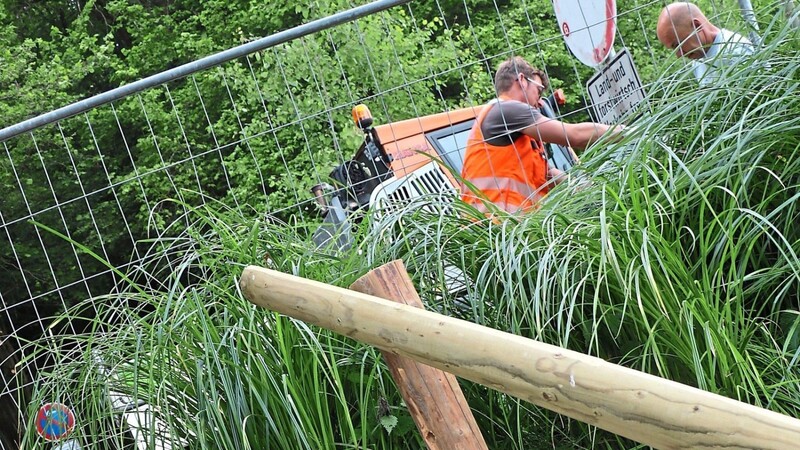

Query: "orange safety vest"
left=460, top=101, right=550, bottom=214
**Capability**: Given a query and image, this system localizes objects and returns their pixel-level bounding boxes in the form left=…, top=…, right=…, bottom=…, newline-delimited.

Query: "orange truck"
left=311, top=91, right=576, bottom=248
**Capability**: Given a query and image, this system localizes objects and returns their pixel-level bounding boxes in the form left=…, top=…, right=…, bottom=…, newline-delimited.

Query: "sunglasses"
left=524, top=76, right=545, bottom=95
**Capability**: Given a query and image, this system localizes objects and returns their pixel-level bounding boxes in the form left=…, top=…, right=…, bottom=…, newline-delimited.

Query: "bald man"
left=656, top=2, right=754, bottom=85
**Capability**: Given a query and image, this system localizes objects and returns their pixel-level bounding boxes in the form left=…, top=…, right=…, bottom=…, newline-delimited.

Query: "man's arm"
left=522, top=117, right=614, bottom=150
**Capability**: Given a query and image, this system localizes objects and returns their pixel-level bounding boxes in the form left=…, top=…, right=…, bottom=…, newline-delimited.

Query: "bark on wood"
left=349, top=260, right=487, bottom=450
left=239, top=264, right=800, bottom=450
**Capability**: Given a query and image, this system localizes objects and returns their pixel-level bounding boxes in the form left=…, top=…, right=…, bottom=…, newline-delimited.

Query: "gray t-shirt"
left=481, top=100, right=543, bottom=146
left=692, top=28, right=755, bottom=85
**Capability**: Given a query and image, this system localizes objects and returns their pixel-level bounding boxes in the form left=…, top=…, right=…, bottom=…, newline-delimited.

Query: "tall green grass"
left=363, top=12, right=800, bottom=445
left=19, top=14, right=800, bottom=450
left=19, top=203, right=422, bottom=449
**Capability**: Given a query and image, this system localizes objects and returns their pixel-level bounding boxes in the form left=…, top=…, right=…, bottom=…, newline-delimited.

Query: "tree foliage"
left=1, top=0, right=797, bottom=448
left=0, top=0, right=783, bottom=337
left=0, top=0, right=783, bottom=317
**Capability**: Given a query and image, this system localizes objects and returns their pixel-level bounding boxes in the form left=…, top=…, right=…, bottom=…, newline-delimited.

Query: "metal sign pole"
left=737, top=0, right=763, bottom=45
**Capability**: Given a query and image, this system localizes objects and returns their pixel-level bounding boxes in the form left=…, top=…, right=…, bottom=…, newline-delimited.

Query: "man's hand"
left=547, top=167, right=566, bottom=185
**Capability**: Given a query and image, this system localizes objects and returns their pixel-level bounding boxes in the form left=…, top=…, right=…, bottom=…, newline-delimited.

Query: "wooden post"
left=239, top=264, right=800, bottom=450
left=349, top=260, right=488, bottom=450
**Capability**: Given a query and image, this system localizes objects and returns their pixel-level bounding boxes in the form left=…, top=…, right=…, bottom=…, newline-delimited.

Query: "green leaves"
left=4, top=1, right=799, bottom=449
left=379, top=414, right=398, bottom=434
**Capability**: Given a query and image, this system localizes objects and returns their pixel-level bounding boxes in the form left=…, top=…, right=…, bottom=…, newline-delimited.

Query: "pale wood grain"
left=350, top=260, right=488, bottom=450
left=239, top=264, right=800, bottom=450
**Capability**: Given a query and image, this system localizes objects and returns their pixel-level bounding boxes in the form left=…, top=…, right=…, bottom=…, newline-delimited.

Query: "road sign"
left=553, top=0, right=616, bottom=67
left=35, top=402, right=76, bottom=441
left=586, top=48, right=647, bottom=124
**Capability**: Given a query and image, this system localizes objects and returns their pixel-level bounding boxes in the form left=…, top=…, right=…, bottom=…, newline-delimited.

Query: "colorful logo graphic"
left=35, top=402, right=76, bottom=441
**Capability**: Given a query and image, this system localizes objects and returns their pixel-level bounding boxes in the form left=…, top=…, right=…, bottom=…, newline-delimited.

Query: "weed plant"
left=18, top=15, right=800, bottom=450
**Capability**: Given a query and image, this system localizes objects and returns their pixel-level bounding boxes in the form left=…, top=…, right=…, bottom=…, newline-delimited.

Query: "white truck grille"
left=369, top=162, right=458, bottom=217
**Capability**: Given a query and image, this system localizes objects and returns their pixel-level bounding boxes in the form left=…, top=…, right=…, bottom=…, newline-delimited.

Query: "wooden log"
left=349, top=260, right=487, bottom=450
left=239, top=265, right=800, bottom=450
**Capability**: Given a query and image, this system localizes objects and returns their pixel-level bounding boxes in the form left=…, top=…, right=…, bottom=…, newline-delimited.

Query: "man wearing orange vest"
left=461, top=56, right=616, bottom=214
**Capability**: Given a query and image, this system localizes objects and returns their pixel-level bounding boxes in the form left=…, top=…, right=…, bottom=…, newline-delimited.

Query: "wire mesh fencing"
left=0, top=0, right=772, bottom=448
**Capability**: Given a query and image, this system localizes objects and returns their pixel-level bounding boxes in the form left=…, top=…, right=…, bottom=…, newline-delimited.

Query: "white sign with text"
left=586, top=48, right=647, bottom=124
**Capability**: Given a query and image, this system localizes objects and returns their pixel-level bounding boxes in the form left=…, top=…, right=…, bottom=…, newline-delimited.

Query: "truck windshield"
left=426, top=120, right=474, bottom=175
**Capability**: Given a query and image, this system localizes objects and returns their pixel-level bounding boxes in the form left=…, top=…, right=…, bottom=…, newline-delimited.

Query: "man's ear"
left=691, top=17, right=703, bottom=30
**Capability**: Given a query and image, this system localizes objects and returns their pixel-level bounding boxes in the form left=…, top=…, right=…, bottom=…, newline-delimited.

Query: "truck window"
left=426, top=120, right=474, bottom=175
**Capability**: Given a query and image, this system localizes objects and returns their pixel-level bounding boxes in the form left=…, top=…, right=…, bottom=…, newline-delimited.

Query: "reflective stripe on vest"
left=461, top=197, right=514, bottom=215
left=460, top=176, right=541, bottom=200
left=460, top=100, right=549, bottom=214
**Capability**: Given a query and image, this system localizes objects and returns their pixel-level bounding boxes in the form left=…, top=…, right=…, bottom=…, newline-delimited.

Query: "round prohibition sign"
left=35, top=402, right=76, bottom=441
left=552, top=0, right=616, bottom=67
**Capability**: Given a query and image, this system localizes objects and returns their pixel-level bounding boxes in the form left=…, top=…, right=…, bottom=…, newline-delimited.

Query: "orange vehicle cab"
left=311, top=94, right=575, bottom=249
left=373, top=106, right=483, bottom=180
